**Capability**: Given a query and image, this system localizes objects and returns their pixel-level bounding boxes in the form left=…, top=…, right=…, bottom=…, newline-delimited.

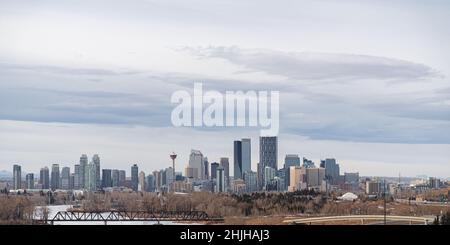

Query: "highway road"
left=283, top=215, right=435, bottom=225
left=395, top=199, right=450, bottom=207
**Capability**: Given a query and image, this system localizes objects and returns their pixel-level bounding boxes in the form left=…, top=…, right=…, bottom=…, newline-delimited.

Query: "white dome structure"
left=338, top=192, right=358, bottom=201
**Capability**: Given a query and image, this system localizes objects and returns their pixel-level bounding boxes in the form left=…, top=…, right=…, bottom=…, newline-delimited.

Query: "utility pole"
left=384, top=180, right=387, bottom=225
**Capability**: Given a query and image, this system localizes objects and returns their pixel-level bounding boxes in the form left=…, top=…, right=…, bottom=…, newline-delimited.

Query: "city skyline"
left=1, top=0, right=450, bottom=177
left=2, top=135, right=448, bottom=180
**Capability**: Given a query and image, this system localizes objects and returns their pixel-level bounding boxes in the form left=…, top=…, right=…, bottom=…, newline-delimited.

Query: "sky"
left=0, top=0, right=449, bottom=178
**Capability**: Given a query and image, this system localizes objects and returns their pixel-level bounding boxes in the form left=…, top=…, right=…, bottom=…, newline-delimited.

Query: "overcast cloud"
left=0, top=0, right=449, bottom=177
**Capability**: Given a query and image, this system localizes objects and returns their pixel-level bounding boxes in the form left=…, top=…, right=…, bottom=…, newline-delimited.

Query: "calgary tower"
left=170, top=152, right=177, bottom=182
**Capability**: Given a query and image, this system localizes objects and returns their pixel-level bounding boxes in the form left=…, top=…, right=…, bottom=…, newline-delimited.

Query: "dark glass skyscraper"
left=119, top=170, right=126, bottom=187
left=259, top=136, right=278, bottom=190
left=259, top=136, right=278, bottom=170
left=323, top=158, right=340, bottom=185
left=210, top=162, right=219, bottom=179
left=146, top=174, right=155, bottom=192
left=203, top=157, right=209, bottom=180
left=26, top=173, right=34, bottom=189
left=39, top=167, right=50, bottom=189
left=51, top=164, right=60, bottom=190
left=112, top=169, right=119, bottom=187
left=102, top=169, right=112, bottom=188
left=233, top=140, right=242, bottom=179
left=131, top=164, right=139, bottom=191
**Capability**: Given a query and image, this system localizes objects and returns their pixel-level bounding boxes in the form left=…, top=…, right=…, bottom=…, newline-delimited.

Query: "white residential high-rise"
left=79, top=154, right=88, bottom=189
left=85, top=162, right=97, bottom=191
left=92, top=154, right=101, bottom=189
left=139, top=171, right=145, bottom=192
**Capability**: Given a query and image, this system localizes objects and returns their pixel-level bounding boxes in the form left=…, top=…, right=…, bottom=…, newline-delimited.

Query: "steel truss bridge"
left=34, top=210, right=224, bottom=225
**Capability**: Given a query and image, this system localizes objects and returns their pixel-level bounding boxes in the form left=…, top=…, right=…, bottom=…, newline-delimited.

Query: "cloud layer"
left=1, top=45, right=449, bottom=144
left=1, top=0, right=450, bottom=176
left=181, top=46, right=438, bottom=81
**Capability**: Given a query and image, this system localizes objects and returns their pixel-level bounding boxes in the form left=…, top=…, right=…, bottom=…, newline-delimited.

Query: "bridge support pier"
left=361, top=219, right=364, bottom=225
left=104, top=221, right=107, bottom=225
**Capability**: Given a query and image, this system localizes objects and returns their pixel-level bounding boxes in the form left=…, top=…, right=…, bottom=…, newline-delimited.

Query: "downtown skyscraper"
left=112, top=169, right=119, bottom=187
left=92, top=154, right=101, bottom=189
left=79, top=154, right=88, bottom=189
left=13, top=164, right=21, bottom=190
left=233, top=140, right=242, bottom=179
left=188, top=150, right=204, bottom=180
left=233, top=138, right=252, bottom=180
left=26, top=173, right=34, bottom=189
left=39, top=167, right=50, bottom=189
left=131, top=164, right=139, bottom=191
left=284, top=154, right=300, bottom=190
left=320, top=158, right=340, bottom=185
left=241, top=138, right=251, bottom=174
left=85, top=161, right=97, bottom=191
left=74, top=164, right=81, bottom=190
left=51, top=164, right=60, bottom=190
left=60, top=167, right=70, bottom=190
left=220, top=157, right=230, bottom=189
left=102, top=169, right=112, bottom=188
left=119, top=170, right=126, bottom=187
left=259, top=136, right=278, bottom=190
left=210, top=162, right=219, bottom=179
left=216, top=166, right=225, bottom=193
left=139, top=171, right=145, bottom=192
